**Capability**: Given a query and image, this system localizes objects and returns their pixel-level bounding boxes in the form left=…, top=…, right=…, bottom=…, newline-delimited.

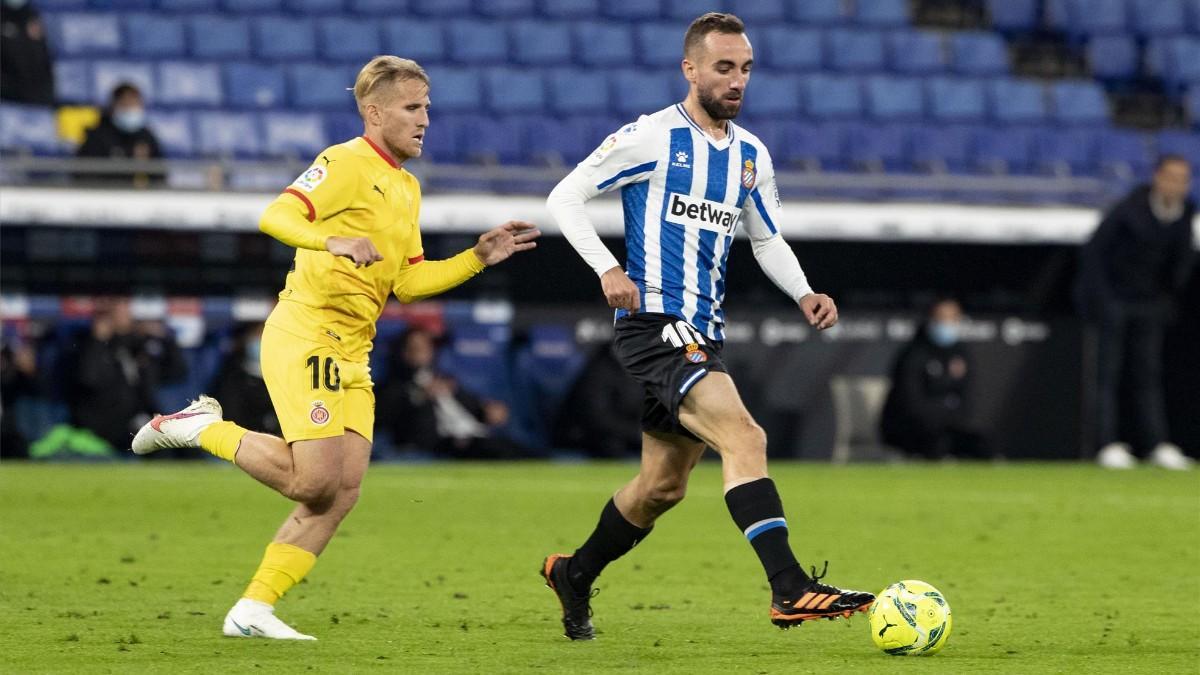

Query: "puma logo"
left=878, top=617, right=898, bottom=637
left=322, top=155, right=335, bottom=166
left=372, top=184, right=385, bottom=197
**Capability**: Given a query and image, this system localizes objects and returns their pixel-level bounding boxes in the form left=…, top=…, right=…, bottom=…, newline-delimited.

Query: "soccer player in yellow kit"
left=131, top=56, right=539, bottom=640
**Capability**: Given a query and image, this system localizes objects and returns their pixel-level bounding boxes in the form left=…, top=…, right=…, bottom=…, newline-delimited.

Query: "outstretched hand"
left=473, top=221, right=540, bottom=266
left=800, top=293, right=838, bottom=330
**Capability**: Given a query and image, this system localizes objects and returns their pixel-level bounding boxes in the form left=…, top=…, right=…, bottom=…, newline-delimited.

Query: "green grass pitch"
left=1, top=461, right=1197, bottom=674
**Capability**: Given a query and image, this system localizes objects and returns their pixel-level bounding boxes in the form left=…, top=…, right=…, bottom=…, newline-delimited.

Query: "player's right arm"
left=546, top=119, right=658, bottom=311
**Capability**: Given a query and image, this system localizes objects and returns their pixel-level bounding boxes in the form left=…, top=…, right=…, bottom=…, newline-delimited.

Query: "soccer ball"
left=868, top=580, right=952, bottom=656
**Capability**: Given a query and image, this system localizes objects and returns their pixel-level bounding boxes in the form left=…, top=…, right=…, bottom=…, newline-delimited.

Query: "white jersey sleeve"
left=742, top=148, right=814, bottom=302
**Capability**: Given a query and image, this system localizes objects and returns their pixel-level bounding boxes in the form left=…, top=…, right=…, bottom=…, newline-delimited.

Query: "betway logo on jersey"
left=665, top=193, right=741, bottom=234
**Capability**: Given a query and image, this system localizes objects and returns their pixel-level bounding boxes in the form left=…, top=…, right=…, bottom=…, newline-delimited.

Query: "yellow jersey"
left=259, top=136, right=485, bottom=361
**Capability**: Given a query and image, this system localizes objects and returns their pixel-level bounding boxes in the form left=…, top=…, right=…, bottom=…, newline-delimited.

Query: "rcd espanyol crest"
left=741, top=158, right=756, bottom=189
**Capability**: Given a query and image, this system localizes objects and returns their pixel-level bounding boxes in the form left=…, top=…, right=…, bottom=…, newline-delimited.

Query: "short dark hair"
left=109, top=82, right=142, bottom=104
left=684, top=12, right=746, bottom=57
left=1155, top=154, right=1190, bottom=171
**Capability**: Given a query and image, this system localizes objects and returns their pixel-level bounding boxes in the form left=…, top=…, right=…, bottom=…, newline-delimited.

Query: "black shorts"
left=612, top=312, right=727, bottom=441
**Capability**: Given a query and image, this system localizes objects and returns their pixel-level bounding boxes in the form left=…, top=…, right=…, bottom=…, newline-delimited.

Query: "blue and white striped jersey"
left=570, top=104, right=784, bottom=341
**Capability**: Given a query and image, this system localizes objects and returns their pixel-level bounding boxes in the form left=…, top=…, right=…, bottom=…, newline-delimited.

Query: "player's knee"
left=643, top=478, right=688, bottom=513
left=286, top=473, right=339, bottom=506
left=716, top=414, right=767, bottom=458
left=335, top=485, right=362, bottom=515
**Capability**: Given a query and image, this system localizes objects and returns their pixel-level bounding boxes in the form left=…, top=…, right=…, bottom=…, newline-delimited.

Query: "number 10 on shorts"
left=661, top=320, right=706, bottom=348
left=306, top=356, right=341, bottom=391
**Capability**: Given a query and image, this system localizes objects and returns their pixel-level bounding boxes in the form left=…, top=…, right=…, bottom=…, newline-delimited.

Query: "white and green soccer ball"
left=868, top=580, right=953, bottom=656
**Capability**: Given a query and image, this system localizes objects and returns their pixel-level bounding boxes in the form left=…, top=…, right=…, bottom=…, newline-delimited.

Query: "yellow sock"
left=242, top=542, right=317, bottom=606
left=197, top=421, right=248, bottom=462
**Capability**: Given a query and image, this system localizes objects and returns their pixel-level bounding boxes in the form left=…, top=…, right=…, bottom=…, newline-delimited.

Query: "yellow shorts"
left=260, top=323, right=375, bottom=444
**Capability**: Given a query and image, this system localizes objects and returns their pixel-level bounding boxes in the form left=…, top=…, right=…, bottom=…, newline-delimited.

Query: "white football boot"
left=222, top=598, right=316, bottom=640
left=1148, top=443, right=1195, bottom=471
left=1096, top=442, right=1137, bottom=470
left=131, top=395, right=223, bottom=455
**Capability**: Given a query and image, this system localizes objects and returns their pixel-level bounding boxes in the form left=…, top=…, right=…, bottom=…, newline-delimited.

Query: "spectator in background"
left=1, top=339, right=41, bottom=458
left=76, top=83, right=164, bottom=187
left=880, top=298, right=987, bottom=460
left=378, top=327, right=521, bottom=459
left=552, top=344, right=643, bottom=457
left=213, top=322, right=280, bottom=437
left=1076, top=155, right=1197, bottom=470
left=0, top=0, right=55, bottom=105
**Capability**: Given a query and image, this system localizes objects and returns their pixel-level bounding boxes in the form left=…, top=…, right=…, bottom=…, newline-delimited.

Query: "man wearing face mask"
left=880, top=298, right=986, bottom=461
left=0, top=0, right=55, bottom=105
left=76, top=82, right=164, bottom=187
left=1076, top=155, right=1196, bottom=470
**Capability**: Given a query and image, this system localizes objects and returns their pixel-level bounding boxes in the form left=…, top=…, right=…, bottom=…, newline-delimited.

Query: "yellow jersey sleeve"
left=259, top=151, right=359, bottom=251
left=390, top=182, right=487, bottom=303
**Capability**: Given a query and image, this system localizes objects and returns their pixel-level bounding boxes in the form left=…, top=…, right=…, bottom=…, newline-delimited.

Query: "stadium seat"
left=1088, top=35, right=1139, bottom=80
left=864, top=75, right=924, bottom=121
left=1187, top=86, right=1200, bottom=128
left=985, top=0, right=1039, bottom=33
left=540, top=0, right=599, bottom=18
left=1158, top=129, right=1200, bottom=165
left=1046, top=0, right=1126, bottom=38
left=887, top=30, right=946, bottom=74
left=663, top=0, right=723, bottom=20
left=287, top=64, right=357, bottom=110
left=324, top=111, right=363, bottom=145
left=1128, top=0, right=1186, bottom=36
left=157, top=0, right=219, bottom=10
left=601, top=0, right=662, bottom=20
left=0, top=105, right=64, bottom=155
left=787, top=0, right=847, bottom=24
left=637, top=23, right=684, bottom=67
left=1190, top=0, right=1200, bottom=32
left=742, top=73, right=801, bottom=117
left=908, top=124, right=972, bottom=172
left=1157, top=37, right=1200, bottom=91
left=575, top=21, right=634, bottom=66
left=146, top=109, right=195, bottom=158
left=263, top=112, right=328, bottom=158
left=348, top=0, right=409, bottom=12
left=972, top=127, right=1032, bottom=173
left=853, top=0, right=909, bottom=27
left=1049, top=81, right=1109, bottom=124
left=846, top=123, right=909, bottom=171
left=761, top=27, right=823, bottom=71
left=381, top=19, right=445, bottom=64
left=52, top=13, right=122, bottom=57
left=253, top=17, right=316, bottom=60
left=826, top=29, right=886, bottom=72
left=157, top=62, right=222, bottom=107
left=124, top=15, right=186, bottom=58
left=510, top=20, right=572, bottom=65
left=522, top=115, right=592, bottom=164
left=546, top=68, right=610, bottom=115
left=218, top=0, right=282, bottom=11
left=802, top=74, right=862, bottom=119
left=727, top=0, right=784, bottom=21
left=36, top=0, right=88, bottom=8
left=988, top=78, right=1047, bottom=124
left=457, top=115, right=525, bottom=164
left=484, top=68, right=546, bottom=114
left=436, top=323, right=513, bottom=403
left=418, top=112, right=461, bottom=162
left=195, top=112, right=261, bottom=158
left=1095, top=128, right=1154, bottom=177
left=318, top=18, right=382, bottom=62
left=609, top=70, right=676, bottom=117
left=189, top=15, right=252, bottom=59
left=927, top=77, right=986, bottom=122
left=509, top=324, right=586, bottom=447
left=422, top=67, right=483, bottom=112
left=949, top=32, right=1009, bottom=76
left=283, top=0, right=346, bottom=11
left=54, top=60, right=92, bottom=104
left=1032, top=127, right=1098, bottom=175
left=474, top=0, right=535, bottom=16
left=225, top=63, right=286, bottom=109
left=777, top=120, right=848, bottom=170
left=90, top=0, right=153, bottom=9
left=409, top=0, right=470, bottom=14
left=447, top=20, right=510, bottom=65
left=93, top=61, right=156, bottom=104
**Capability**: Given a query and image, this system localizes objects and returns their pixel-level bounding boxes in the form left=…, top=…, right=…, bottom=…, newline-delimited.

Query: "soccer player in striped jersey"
left=541, top=13, right=874, bottom=640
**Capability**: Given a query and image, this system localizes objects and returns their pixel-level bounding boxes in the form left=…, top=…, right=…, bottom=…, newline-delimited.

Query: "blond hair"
left=353, top=55, right=429, bottom=115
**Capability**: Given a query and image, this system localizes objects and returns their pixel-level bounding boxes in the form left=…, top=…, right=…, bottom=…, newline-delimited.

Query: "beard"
left=698, top=88, right=742, bottom=120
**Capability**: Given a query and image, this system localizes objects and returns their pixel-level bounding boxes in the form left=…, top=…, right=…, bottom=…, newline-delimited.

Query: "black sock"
left=724, top=478, right=810, bottom=596
left=567, top=498, right=652, bottom=593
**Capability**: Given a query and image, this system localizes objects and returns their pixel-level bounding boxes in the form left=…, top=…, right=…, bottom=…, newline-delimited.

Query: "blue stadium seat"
left=743, top=73, right=801, bottom=116
left=1155, top=37, right=1200, bottom=91
left=546, top=68, right=610, bottom=115
left=219, top=0, right=282, bottom=11
left=1095, top=128, right=1154, bottom=177
left=510, top=20, right=572, bottom=65
left=1088, top=35, right=1139, bottom=79
left=262, top=112, right=328, bottom=158
left=522, top=115, right=592, bottom=164
left=1188, top=86, right=1200, bottom=128
left=1128, top=0, right=1186, bottom=36
left=93, top=61, right=156, bottom=104
left=125, top=15, right=186, bottom=58
left=988, top=78, right=1047, bottom=124
left=846, top=123, right=909, bottom=171
left=157, top=0, right=219, bottom=10
left=474, top=0, right=535, bottom=16
left=1032, top=127, right=1098, bottom=175
left=484, top=68, right=546, bottom=113
left=1046, top=0, right=1126, bottom=38
left=409, top=0, right=471, bottom=15
left=540, top=0, right=599, bottom=18
left=419, top=112, right=461, bottom=162
left=0, top=105, right=64, bottom=155
left=324, top=111, right=362, bottom=144
left=777, top=120, right=848, bottom=170
left=348, top=0, right=409, bottom=12
left=457, top=115, right=525, bottom=164
left=447, top=20, right=509, bottom=64
left=422, top=67, right=483, bottom=112
left=318, top=18, right=381, bottom=62
left=601, top=0, right=662, bottom=20
left=853, top=0, right=909, bottom=26
left=509, top=324, right=586, bottom=447
left=986, top=0, right=1039, bottom=33
left=908, top=124, right=972, bottom=172
left=91, top=0, right=153, bottom=8
left=787, top=0, right=847, bottom=24
left=864, top=76, right=923, bottom=121
left=36, top=0, right=88, bottom=8
left=253, top=17, right=316, bottom=60
left=54, top=60, right=92, bottom=103
left=1049, top=80, right=1109, bottom=124
left=1159, top=128, right=1200, bottom=164
left=52, top=13, right=122, bottom=57
left=949, top=32, right=1009, bottom=76
left=1190, top=0, right=1200, bottom=32
left=609, top=70, right=675, bottom=117
left=972, top=127, right=1033, bottom=174
left=826, top=29, right=886, bottom=72
left=381, top=19, right=445, bottom=64
left=637, top=23, right=684, bottom=67
left=283, top=0, right=345, bottom=11
left=761, top=27, right=823, bottom=70
left=146, top=109, right=194, bottom=157
left=664, top=0, right=727, bottom=20
left=436, top=323, right=513, bottom=402
left=195, top=112, right=261, bottom=157
left=225, top=63, right=286, bottom=108
left=887, top=30, right=945, bottom=74
left=802, top=74, right=862, bottom=119
left=158, top=62, right=222, bottom=106
left=575, top=22, right=634, bottom=66
left=927, top=77, right=986, bottom=122
left=287, top=64, right=357, bottom=110
left=189, top=15, right=252, bottom=59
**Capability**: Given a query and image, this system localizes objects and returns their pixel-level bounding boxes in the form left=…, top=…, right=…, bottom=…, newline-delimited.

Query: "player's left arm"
left=742, top=148, right=837, bottom=330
